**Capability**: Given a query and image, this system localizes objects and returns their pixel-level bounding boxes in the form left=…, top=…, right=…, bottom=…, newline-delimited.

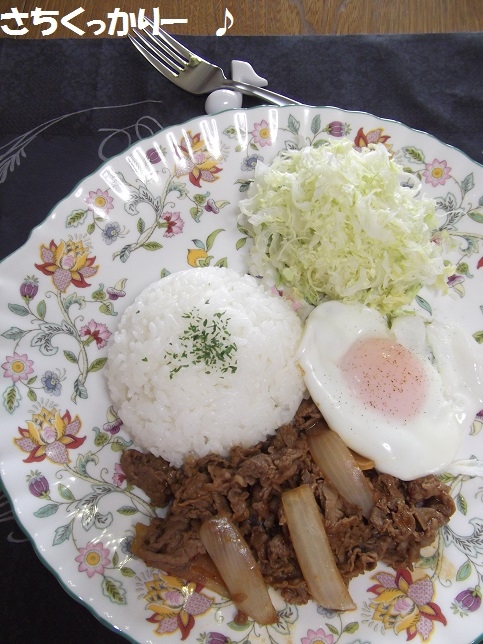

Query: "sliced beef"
left=121, top=400, right=455, bottom=606
left=120, top=449, right=179, bottom=508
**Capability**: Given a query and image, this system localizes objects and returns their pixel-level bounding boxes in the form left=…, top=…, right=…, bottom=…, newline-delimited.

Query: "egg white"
left=297, top=300, right=483, bottom=480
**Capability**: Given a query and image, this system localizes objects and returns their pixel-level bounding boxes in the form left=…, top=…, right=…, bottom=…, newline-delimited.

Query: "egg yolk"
left=339, top=337, right=428, bottom=420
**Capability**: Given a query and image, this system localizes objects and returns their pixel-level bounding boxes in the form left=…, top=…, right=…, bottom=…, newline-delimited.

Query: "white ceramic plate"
left=1, top=106, right=482, bottom=644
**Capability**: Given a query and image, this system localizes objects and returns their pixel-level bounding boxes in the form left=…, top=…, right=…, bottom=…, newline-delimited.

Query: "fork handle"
left=221, top=79, right=303, bottom=106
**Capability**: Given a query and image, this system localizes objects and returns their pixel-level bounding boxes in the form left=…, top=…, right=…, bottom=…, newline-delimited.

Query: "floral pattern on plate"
left=1, top=106, right=483, bottom=643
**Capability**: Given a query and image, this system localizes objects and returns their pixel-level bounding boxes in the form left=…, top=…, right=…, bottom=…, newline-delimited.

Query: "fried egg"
left=297, top=300, right=483, bottom=480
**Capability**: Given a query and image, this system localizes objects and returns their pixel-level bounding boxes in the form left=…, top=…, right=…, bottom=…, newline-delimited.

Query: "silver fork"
left=129, top=21, right=302, bottom=107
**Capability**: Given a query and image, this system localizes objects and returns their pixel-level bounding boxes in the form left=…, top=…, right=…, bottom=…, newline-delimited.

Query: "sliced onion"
left=307, top=420, right=374, bottom=519
left=176, top=553, right=230, bottom=597
left=282, top=485, right=356, bottom=611
left=131, top=523, right=229, bottom=597
left=200, top=516, right=278, bottom=625
left=349, top=449, right=375, bottom=471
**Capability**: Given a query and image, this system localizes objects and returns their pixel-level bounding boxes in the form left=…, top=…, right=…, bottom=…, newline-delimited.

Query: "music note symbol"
left=215, top=8, right=234, bottom=36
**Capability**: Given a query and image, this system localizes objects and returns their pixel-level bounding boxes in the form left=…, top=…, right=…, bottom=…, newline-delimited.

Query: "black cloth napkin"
left=1, top=34, right=482, bottom=643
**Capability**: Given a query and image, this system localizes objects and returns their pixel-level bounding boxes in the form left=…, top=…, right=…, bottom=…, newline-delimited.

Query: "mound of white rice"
left=106, top=267, right=305, bottom=467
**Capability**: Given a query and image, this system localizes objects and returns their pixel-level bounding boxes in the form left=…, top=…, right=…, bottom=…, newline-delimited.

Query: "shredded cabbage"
left=238, top=139, right=452, bottom=314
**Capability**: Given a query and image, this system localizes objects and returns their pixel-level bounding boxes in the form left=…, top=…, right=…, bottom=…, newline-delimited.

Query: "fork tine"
left=131, top=28, right=183, bottom=73
left=141, top=16, right=195, bottom=62
left=128, top=34, right=179, bottom=79
left=133, top=24, right=188, bottom=68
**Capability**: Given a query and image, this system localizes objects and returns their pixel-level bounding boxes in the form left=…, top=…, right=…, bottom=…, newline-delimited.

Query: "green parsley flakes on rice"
left=106, top=267, right=305, bottom=467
